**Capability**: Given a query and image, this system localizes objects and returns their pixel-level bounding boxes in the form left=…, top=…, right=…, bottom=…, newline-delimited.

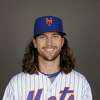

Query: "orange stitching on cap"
left=46, top=17, right=53, bottom=26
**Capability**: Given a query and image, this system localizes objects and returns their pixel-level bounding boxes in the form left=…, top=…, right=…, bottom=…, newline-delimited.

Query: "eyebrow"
left=39, top=32, right=60, bottom=36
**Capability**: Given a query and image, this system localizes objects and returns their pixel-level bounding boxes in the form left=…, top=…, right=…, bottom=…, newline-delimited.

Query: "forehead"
left=40, top=32, right=60, bottom=36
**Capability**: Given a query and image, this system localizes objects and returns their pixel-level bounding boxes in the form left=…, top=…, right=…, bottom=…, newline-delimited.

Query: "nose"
left=46, top=37, right=52, bottom=46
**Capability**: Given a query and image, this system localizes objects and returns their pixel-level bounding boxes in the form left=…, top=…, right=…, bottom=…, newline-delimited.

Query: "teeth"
left=45, top=49, right=54, bottom=52
left=46, top=49, right=53, bottom=51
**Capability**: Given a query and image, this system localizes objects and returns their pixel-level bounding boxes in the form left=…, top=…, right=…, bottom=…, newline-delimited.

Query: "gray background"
left=0, top=0, right=99, bottom=99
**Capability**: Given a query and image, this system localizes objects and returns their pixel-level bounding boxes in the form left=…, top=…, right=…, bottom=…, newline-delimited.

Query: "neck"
left=38, top=55, right=60, bottom=74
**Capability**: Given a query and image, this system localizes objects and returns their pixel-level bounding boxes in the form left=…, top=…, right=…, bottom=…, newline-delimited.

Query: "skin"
left=32, top=32, right=64, bottom=74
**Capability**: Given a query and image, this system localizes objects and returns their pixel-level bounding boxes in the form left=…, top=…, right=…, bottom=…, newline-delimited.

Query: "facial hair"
left=38, top=46, right=61, bottom=61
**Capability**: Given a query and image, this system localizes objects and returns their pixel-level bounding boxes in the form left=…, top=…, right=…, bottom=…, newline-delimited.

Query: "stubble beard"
left=38, top=46, right=61, bottom=61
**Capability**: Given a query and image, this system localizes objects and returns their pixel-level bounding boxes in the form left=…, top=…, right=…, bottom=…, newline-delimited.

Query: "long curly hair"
left=22, top=37, right=76, bottom=74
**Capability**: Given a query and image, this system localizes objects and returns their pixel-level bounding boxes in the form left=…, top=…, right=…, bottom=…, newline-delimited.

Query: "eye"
left=53, top=34, right=60, bottom=38
left=38, top=35, right=45, bottom=38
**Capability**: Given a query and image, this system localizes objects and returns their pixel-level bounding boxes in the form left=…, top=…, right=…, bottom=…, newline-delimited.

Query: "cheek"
left=36, top=40, right=45, bottom=49
left=53, top=39, right=64, bottom=47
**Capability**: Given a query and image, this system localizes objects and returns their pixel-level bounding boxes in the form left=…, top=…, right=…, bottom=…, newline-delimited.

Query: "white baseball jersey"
left=3, top=70, right=92, bottom=100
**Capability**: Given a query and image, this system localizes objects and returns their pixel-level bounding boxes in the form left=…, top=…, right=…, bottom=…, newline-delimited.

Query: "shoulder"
left=69, top=70, right=87, bottom=80
left=63, top=70, right=90, bottom=84
left=9, top=72, right=27, bottom=81
left=7, top=72, right=32, bottom=85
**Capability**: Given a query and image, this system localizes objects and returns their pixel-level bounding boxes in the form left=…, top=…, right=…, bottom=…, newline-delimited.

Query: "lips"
left=45, top=48, right=54, bottom=52
left=42, top=47, right=56, bottom=53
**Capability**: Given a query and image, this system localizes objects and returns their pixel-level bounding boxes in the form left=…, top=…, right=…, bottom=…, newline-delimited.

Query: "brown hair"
left=22, top=37, right=76, bottom=74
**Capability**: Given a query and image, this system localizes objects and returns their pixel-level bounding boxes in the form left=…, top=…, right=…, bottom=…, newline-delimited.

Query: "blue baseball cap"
left=33, top=16, right=66, bottom=37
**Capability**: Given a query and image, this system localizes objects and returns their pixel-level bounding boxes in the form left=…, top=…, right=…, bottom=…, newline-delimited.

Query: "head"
left=22, top=16, right=76, bottom=74
left=33, top=32, right=64, bottom=61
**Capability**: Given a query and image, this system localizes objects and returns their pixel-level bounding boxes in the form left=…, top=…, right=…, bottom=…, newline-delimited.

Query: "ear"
left=32, top=38, right=37, bottom=48
left=61, top=37, right=64, bottom=47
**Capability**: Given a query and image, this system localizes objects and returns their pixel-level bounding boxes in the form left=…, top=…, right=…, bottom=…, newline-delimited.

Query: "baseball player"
left=3, top=16, right=92, bottom=100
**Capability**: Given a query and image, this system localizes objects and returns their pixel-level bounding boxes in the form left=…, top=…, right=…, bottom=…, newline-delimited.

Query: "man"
left=3, top=16, right=92, bottom=100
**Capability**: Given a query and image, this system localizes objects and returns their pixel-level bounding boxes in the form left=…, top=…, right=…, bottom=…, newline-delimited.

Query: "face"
left=33, top=32, right=64, bottom=61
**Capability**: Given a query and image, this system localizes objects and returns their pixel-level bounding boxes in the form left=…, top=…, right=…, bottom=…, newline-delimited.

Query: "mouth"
left=43, top=47, right=56, bottom=52
left=45, top=48, right=54, bottom=52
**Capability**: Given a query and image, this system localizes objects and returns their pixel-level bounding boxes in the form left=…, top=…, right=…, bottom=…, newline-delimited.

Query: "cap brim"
left=34, top=32, right=66, bottom=38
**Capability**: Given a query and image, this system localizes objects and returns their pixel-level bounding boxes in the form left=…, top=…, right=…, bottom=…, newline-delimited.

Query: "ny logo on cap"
left=46, top=17, right=53, bottom=26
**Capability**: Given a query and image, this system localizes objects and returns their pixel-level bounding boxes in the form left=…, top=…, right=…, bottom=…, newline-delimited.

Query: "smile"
left=45, top=48, right=54, bottom=52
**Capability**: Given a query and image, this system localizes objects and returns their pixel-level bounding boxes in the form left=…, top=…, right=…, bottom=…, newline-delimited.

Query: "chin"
left=39, top=50, right=60, bottom=61
left=43, top=54, right=59, bottom=61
